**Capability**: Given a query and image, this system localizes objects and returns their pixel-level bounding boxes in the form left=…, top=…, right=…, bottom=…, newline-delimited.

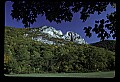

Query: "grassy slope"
left=5, top=71, right=115, bottom=78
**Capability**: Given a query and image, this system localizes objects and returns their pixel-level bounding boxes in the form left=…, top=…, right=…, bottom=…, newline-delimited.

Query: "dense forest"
left=4, top=26, right=115, bottom=74
left=90, top=40, right=116, bottom=52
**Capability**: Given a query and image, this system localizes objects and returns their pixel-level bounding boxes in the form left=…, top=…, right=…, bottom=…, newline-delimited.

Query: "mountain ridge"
left=28, top=25, right=88, bottom=45
left=90, top=40, right=116, bottom=52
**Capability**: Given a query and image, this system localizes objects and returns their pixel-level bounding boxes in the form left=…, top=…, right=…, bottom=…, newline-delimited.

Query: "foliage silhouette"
left=10, top=1, right=116, bottom=41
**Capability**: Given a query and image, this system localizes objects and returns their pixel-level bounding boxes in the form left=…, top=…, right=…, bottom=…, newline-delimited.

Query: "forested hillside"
left=4, top=26, right=115, bottom=74
left=90, top=40, right=116, bottom=52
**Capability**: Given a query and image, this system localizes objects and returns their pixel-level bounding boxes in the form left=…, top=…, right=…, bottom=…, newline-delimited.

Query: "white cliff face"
left=29, top=26, right=87, bottom=45
left=62, top=31, right=87, bottom=44
left=32, top=36, right=55, bottom=45
left=40, top=26, right=63, bottom=38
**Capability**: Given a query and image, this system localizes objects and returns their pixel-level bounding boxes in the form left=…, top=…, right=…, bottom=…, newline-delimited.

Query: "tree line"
left=90, top=40, right=116, bottom=52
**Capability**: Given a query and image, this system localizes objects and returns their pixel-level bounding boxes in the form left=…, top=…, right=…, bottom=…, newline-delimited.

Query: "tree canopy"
left=10, top=1, right=116, bottom=41
left=4, top=26, right=115, bottom=74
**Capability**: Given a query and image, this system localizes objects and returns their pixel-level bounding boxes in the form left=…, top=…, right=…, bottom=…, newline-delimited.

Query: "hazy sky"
left=5, top=1, right=116, bottom=44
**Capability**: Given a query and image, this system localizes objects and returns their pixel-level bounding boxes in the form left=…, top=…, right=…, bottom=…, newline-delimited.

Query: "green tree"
left=105, top=50, right=115, bottom=70
left=14, top=45, right=30, bottom=61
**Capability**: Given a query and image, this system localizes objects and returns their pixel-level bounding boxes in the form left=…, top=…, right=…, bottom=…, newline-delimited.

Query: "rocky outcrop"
left=29, top=26, right=88, bottom=44
left=62, top=31, right=87, bottom=44
left=40, top=26, right=63, bottom=38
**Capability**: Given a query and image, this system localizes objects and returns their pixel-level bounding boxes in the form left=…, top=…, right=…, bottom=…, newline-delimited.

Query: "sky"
left=5, top=1, right=116, bottom=44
